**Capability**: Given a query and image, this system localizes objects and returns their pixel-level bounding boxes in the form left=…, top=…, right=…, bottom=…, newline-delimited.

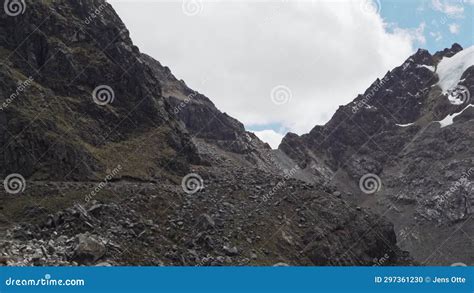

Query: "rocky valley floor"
left=0, top=141, right=412, bottom=266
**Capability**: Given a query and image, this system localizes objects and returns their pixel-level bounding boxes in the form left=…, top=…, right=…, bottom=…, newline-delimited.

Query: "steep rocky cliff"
left=0, top=0, right=200, bottom=182
left=141, top=53, right=272, bottom=157
left=279, top=44, right=474, bottom=265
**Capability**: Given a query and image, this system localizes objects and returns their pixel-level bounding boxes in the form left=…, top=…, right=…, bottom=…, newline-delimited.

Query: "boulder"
left=72, top=234, right=106, bottom=264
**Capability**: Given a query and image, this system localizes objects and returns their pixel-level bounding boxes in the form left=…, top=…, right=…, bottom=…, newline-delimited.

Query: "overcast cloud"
left=110, top=0, right=422, bottom=148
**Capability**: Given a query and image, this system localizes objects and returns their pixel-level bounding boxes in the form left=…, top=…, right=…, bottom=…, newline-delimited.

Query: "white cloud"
left=393, top=22, right=427, bottom=45
left=431, top=0, right=465, bottom=18
left=251, top=129, right=285, bottom=149
left=111, top=0, right=420, bottom=135
left=448, top=23, right=461, bottom=34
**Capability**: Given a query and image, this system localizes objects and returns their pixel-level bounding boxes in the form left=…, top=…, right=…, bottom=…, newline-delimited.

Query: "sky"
left=109, top=0, right=474, bottom=148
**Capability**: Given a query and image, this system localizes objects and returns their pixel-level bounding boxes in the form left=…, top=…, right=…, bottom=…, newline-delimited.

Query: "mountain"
left=279, top=44, right=474, bottom=265
left=0, top=0, right=410, bottom=266
left=0, top=0, right=202, bottom=182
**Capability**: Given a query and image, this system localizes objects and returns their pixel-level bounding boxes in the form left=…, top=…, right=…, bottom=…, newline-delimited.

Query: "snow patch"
left=418, top=64, right=435, bottom=72
left=436, top=104, right=473, bottom=128
left=437, top=46, right=474, bottom=94
left=396, top=122, right=414, bottom=127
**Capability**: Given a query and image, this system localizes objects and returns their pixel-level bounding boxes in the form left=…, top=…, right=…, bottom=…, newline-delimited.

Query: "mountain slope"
left=0, top=0, right=200, bottom=182
left=279, top=44, right=474, bottom=265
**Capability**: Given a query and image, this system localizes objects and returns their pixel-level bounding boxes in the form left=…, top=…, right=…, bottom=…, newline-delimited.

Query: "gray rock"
left=72, top=234, right=106, bottom=264
left=197, top=214, right=215, bottom=231
left=223, top=245, right=239, bottom=256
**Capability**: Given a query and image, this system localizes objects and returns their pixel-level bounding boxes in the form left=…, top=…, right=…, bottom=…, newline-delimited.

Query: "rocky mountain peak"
left=278, top=43, right=473, bottom=264
left=412, top=48, right=433, bottom=65
left=0, top=0, right=201, bottom=181
left=434, top=42, right=464, bottom=60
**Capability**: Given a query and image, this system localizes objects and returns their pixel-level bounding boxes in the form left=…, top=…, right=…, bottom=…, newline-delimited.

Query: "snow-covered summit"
left=436, top=45, right=474, bottom=94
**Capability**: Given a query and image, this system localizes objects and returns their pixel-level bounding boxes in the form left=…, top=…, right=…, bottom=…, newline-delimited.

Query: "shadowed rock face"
left=141, top=53, right=272, bottom=155
left=0, top=0, right=412, bottom=266
left=279, top=44, right=474, bottom=265
left=0, top=0, right=200, bottom=181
